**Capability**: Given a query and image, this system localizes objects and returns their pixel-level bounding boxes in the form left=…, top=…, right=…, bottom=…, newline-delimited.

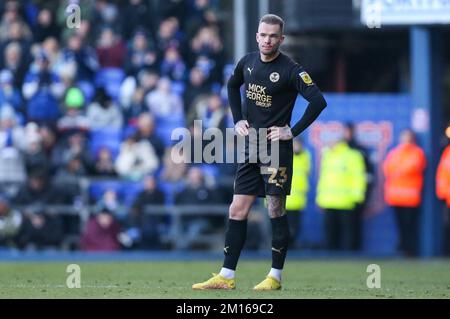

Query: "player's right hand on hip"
left=235, top=120, right=250, bottom=136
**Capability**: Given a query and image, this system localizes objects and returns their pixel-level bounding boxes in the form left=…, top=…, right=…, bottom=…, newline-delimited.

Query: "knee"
left=229, top=202, right=248, bottom=220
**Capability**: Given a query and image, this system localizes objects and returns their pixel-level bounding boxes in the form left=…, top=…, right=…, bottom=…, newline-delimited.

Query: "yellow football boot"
left=253, top=276, right=281, bottom=291
left=192, top=273, right=235, bottom=290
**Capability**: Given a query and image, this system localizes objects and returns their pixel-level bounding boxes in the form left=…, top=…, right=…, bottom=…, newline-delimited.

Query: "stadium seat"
left=158, top=181, right=185, bottom=206
left=122, top=125, right=137, bottom=140
left=95, top=68, right=126, bottom=101
left=90, top=128, right=122, bottom=160
left=120, top=181, right=144, bottom=207
left=78, top=81, right=95, bottom=103
left=199, top=164, right=219, bottom=186
left=89, top=179, right=143, bottom=207
left=89, top=180, right=123, bottom=202
left=171, top=81, right=186, bottom=96
left=154, top=115, right=185, bottom=146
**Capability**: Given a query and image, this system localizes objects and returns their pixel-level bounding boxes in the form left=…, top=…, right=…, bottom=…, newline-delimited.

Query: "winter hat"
left=65, top=87, right=85, bottom=109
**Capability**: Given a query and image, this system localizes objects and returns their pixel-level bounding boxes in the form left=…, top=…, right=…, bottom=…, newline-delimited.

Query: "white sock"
left=268, top=268, right=282, bottom=282
left=219, top=267, right=235, bottom=279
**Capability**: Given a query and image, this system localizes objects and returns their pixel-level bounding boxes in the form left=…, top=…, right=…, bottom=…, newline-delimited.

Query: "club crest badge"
left=270, top=72, right=280, bottom=83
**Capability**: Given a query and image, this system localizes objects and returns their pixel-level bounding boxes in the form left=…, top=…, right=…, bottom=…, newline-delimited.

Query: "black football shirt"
left=227, top=51, right=324, bottom=134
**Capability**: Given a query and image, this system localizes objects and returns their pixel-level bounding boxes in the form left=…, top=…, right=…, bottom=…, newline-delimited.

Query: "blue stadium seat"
left=158, top=181, right=185, bottom=205
left=121, top=181, right=144, bottom=207
left=95, top=68, right=126, bottom=101
left=89, top=180, right=123, bottom=201
left=199, top=164, right=219, bottom=180
left=90, top=128, right=122, bottom=159
left=122, top=125, right=137, bottom=140
left=171, top=82, right=186, bottom=96
left=154, top=115, right=185, bottom=146
left=78, top=81, right=95, bottom=103
left=89, top=180, right=143, bottom=207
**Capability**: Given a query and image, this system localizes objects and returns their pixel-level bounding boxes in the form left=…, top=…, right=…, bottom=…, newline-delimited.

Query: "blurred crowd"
left=0, top=0, right=235, bottom=251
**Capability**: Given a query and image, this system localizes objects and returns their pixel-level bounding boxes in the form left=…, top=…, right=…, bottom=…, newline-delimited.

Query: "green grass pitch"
left=1, top=260, right=449, bottom=298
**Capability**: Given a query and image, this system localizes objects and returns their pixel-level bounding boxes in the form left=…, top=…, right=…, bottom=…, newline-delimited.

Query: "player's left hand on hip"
left=267, top=124, right=293, bottom=141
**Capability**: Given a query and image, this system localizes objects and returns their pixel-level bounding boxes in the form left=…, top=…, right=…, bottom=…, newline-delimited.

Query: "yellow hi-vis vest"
left=316, top=142, right=367, bottom=210
left=286, top=150, right=311, bottom=211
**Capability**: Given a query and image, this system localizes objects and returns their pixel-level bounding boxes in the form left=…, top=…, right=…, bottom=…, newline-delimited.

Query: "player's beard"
left=260, top=43, right=280, bottom=59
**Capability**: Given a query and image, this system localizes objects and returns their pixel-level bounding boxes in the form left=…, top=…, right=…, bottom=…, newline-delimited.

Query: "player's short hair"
left=259, top=14, right=284, bottom=34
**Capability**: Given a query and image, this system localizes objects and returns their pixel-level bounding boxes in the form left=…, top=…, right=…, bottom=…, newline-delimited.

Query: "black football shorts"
left=233, top=140, right=293, bottom=197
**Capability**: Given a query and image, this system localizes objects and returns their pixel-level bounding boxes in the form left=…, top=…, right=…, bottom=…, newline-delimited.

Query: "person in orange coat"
left=383, top=129, right=426, bottom=256
left=436, top=137, right=450, bottom=255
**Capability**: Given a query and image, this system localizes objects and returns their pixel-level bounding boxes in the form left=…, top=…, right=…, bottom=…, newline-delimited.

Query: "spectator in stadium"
left=61, top=33, right=99, bottom=84
left=0, top=104, right=25, bottom=149
left=122, top=86, right=146, bottom=125
left=161, top=145, right=188, bottom=183
left=183, top=66, right=211, bottom=115
left=343, top=122, right=374, bottom=251
left=13, top=172, right=66, bottom=250
left=52, top=156, right=87, bottom=239
left=96, top=189, right=127, bottom=221
left=132, top=175, right=166, bottom=216
left=316, top=135, right=366, bottom=251
left=157, top=0, right=187, bottom=23
left=13, top=171, right=69, bottom=206
left=121, top=175, right=166, bottom=249
left=286, top=138, right=311, bottom=248
left=80, top=204, right=121, bottom=252
left=52, top=131, right=93, bottom=175
left=1, top=19, right=32, bottom=87
left=160, top=45, right=186, bottom=83
left=92, top=147, right=117, bottom=177
left=436, top=128, right=450, bottom=256
left=0, top=69, right=23, bottom=115
left=38, top=125, right=57, bottom=161
left=22, top=50, right=65, bottom=125
left=14, top=204, right=64, bottom=250
left=124, top=29, right=158, bottom=77
left=175, top=166, right=219, bottom=248
left=155, top=17, right=184, bottom=55
left=115, top=131, right=159, bottom=180
left=185, top=0, right=217, bottom=38
left=33, top=7, right=60, bottom=43
left=0, top=194, right=22, bottom=248
left=383, top=129, right=426, bottom=257
left=54, top=154, right=87, bottom=192
left=197, top=92, right=227, bottom=132
left=119, top=68, right=159, bottom=119
left=0, top=106, right=26, bottom=184
left=136, top=112, right=165, bottom=160
left=0, top=16, right=32, bottom=52
left=57, top=87, right=90, bottom=135
left=145, top=77, right=183, bottom=118
left=178, top=168, right=213, bottom=204
left=189, top=25, right=224, bottom=84
left=41, top=37, right=68, bottom=81
left=1, top=41, right=28, bottom=89
left=121, top=0, right=156, bottom=41
left=96, top=27, right=126, bottom=69
left=75, top=19, right=95, bottom=46
left=23, top=122, right=49, bottom=175
left=0, top=0, right=27, bottom=42
left=86, top=87, right=123, bottom=129
left=91, top=0, right=120, bottom=34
